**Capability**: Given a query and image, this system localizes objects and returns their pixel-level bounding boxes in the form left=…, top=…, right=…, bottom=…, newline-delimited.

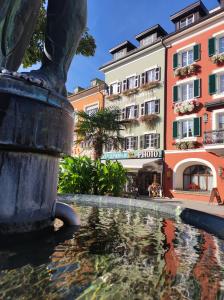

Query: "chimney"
left=74, top=86, right=84, bottom=94
left=218, top=0, right=224, bottom=7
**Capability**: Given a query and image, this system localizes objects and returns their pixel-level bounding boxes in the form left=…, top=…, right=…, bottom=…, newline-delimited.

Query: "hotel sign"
left=101, top=150, right=163, bottom=160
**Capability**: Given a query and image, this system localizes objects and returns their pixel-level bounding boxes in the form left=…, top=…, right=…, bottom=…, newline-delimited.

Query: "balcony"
left=203, top=129, right=224, bottom=156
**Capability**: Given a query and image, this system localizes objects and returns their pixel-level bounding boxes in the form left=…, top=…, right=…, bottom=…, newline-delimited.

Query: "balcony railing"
left=204, top=129, right=224, bottom=145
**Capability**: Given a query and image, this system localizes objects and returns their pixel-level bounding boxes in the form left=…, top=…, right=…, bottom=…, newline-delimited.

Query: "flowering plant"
left=106, top=94, right=120, bottom=101
left=211, top=54, right=224, bottom=64
left=122, top=88, right=139, bottom=96
left=174, top=100, right=199, bottom=114
left=174, top=141, right=198, bottom=150
left=174, top=64, right=199, bottom=77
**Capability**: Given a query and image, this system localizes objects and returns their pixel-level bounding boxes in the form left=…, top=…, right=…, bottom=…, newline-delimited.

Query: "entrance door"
left=138, top=172, right=161, bottom=195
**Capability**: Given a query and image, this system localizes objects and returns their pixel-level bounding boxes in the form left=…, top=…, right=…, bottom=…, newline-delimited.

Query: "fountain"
left=0, top=0, right=86, bottom=234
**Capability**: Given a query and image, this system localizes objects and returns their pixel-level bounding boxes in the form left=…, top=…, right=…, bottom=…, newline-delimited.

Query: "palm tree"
left=75, top=108, right=125, bottom=160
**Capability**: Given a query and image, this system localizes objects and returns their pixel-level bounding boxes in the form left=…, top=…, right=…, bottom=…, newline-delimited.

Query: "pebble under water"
left=0, top=204, right=224, bottom=300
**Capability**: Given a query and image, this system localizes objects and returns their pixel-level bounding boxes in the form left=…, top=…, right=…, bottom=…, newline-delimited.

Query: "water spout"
left=55, top=202, right=80, bottom=226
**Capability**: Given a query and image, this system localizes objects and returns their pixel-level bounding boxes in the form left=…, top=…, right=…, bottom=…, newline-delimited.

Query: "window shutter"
left=193, top=44, right=201, bottom=61
left=155, top=99, right=160, bottom=114
left=208, top=37, right=216, bottom=57
left=122, top=108, right=125, bottom=120
left=156, top=134, right=160, bottom=149
left=173, top=121, right=178, bottom=139
left=194, top=117, right=201, bottom=137
left=155, top=67, right=161, bottom=81
left=194, top=79, right=200, bottom=98
left=133, top=137, right=138, bottom=150
left=209, top=74, right=217, bottom=95
left=140, top=135, right=145, bottom=149
left=134, top=105, right=139, bottom=118
left=173, top=85, right=178, bottom=102
left=141, top=73, right=146, bottom=85
left=173, top=53, right=178, bottom=69
left=123, top=79, right=127, bottom=91
left=141, top=103, right=145, bottom=116
left=109, top=85, right=113, bottom=95
left=135, top=75, right=140, bottom=88
left=124, top=138, right=128, bottom=150
left=117, top=82, right=122, bottom=94
left=145, top=102, right=148, bottom=115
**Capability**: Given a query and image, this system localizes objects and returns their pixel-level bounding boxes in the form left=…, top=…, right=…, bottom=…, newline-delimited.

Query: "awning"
left=104, top=158, right=163, bottom=171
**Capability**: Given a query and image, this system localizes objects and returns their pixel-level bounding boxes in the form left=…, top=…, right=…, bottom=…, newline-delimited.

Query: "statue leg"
left=0, top=0, right=41, bottom=71
left=29, top=0, right=87, bottom=96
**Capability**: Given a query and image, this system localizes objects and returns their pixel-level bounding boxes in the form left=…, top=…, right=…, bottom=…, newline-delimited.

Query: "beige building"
left=100, top=25, right=167, bottom=195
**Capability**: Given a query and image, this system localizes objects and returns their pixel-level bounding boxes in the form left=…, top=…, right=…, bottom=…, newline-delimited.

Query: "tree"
left=22, top=0, right=96, bottom=68
left=75, top=108, right=126, bottom=160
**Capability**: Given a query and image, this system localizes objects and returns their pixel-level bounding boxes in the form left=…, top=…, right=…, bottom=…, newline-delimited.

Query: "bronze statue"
left=0, top=0, right=87, bottom=96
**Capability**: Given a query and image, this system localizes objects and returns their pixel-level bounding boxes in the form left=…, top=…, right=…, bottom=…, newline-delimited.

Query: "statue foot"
left=22, top=69, right=67, bottom=97
left=0, top=68, right=67, bottom=97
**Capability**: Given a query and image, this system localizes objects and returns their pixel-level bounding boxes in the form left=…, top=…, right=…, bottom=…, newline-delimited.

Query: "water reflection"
left=0, top=205, right=224, bottom=299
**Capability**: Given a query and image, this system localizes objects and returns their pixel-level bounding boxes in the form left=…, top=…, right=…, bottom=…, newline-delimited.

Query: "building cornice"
left=99, top=40, right=164, bottom=73
left=164, top=7, right=224, bottom=45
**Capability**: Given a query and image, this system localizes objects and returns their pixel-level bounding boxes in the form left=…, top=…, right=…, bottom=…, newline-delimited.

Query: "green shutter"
left=209, top=74, right=217, bottom=95
left=173, top=85, right=178, bottom=102
left=193, top=44, right=201, bottom=61
left=194, top=117, right=201, bottom=137
left=194, top=79, right=200, bottom=98
left=173, top=53, right=178, bottom=69
left=173, top=121, right=178, bottom=139
left=208, top=38, right=216, bottom=57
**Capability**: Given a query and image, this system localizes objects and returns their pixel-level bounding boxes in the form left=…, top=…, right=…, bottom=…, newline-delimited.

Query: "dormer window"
left=113, top=49, right=126, bottom=60
left=180, top=14, right=194, bottom=29
left=140, top=33, right=157, bottom=47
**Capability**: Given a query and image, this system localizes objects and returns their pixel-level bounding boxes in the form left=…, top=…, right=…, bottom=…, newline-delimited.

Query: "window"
left=109, top=82, right=121, bottom=95
left=178, top=119, right=194, bottom=138
left=146, top=68, right=160, bottom=82
left=85, top=104, right=98, bottom=116
left=181, top=49, right=194, bottom=67
left=217, top=112, right=224, bottom=129
left=142, top=134, right=160, bottom=149
left=218, top=36, right=224, bottom=54
left=127, top=76, right=136, bottom=90
left=125, top=137, right=138, bottom=150
left=140, top=33, right=157, bottom=47
left=143, top=100, right=160, bottom=115
left=113, top=49, right=126, bottom=60
left=219, top=74, right=224, bottom=93
left=180, top=15, right=194, bottom=29
left=122, top=105, right=138, bottom=119
left=180, top=82, right=194, bottom=101
left=183, top=165, right=213, bottom=191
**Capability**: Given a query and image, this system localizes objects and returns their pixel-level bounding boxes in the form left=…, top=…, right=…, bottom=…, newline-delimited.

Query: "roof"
left=170, top=0, right=208, bottom=23
left=135, top=24, right=167, bottom=41
left=109, top=41, right=136, bottom=54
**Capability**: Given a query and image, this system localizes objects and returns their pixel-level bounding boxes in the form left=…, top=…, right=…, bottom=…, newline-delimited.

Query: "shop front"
left=101, top=150, right=164, bottom=195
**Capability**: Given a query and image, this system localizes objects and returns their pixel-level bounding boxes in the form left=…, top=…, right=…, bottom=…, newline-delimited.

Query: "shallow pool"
left=1, top=204, right=224, bottom=299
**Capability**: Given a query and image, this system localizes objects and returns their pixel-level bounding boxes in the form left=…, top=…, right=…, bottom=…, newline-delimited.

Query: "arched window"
left=183, top=165, right=213, bottom=191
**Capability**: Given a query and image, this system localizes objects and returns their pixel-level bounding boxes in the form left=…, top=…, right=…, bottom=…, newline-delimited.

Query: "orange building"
left=164, top=0, right=224, bottom=202
left=68, top=78, right=107, bottom=157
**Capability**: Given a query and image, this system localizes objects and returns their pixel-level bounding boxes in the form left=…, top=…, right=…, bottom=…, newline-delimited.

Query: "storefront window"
left=183, top=165, right=213, bottom=191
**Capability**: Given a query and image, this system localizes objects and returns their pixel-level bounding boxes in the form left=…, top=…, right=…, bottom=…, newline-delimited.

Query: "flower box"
left=140, top=81, right=160, bottom=91
left=106, top=94, right=121, bottom=101
left=123, top=118, right=139, bottom=125
left=188, top=183, right=200, bottom=191
left=139, top=114, right=160, bottom=124
left=174, top=64, right=199, bottom=77
left=122, top=88, right=139, bottom=96
left=211, top=54, right=224, bottom=64
left=174, top=100, right=199, bottom=115
left=174, top=141, right=198, bottom=150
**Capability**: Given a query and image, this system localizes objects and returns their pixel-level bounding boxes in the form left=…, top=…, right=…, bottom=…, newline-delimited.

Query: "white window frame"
left=125, top=136, right=137, bottom=150
left=178, top=81, right=194, bottom=102
left=212, top=108, right=224, bottom=130
left=140, top=33, right=157, bottom=47
left=144, top=133, right=160, bottom=149
left=144, top=99, right=160, bottom=115
left=218, top=73, right=224, bottom=94
left=127, top=76, right=136, bottom=90
left=177, top=118, right=194, bottom=139
left=218, top=36, right=224, bottom=54
left=113, top=49, right=126, bottom=60
left=180, top=14, right=194, bottom=29
left=180, top=49, right=194, bottom=67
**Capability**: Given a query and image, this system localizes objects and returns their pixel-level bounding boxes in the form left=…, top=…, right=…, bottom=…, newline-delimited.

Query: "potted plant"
left=123, top=88, right=139, bottom=96
left=174, top=64, right=199, bottom=77
left=211, top=54, right=224, bottom=64
left=140, top=81, right=160, bottom=91
left=106, top=94, right=121, bottom=101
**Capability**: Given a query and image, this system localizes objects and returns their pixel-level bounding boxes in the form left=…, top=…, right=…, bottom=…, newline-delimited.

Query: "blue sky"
left=66, top=0, right=218, bottom=93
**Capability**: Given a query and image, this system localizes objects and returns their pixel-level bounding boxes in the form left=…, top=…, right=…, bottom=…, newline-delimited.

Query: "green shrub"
left=58, top=156, right=127, bottom=197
